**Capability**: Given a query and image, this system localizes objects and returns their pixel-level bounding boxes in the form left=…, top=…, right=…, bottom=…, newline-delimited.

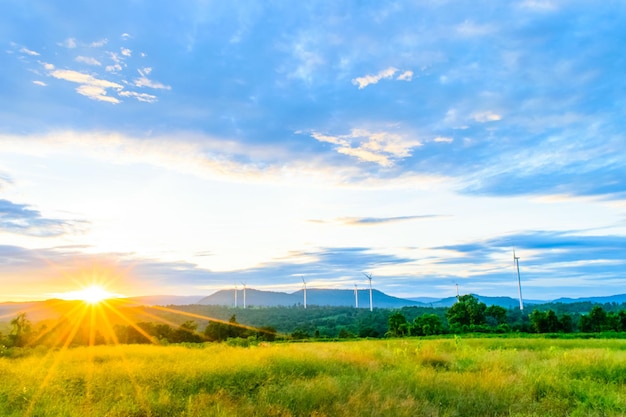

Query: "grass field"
left=1, top=337, right=625, bottom=416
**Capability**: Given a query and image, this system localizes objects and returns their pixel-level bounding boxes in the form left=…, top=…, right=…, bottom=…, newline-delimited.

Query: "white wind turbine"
left=302, top=278, right=307, bottom=309
left=514, top=250, right=524, bottom=311
left=241, top=282, right=247, bottom=309
left=363, top=272, right=373, bottom=311
left=354, top=284, right=359, bottom=308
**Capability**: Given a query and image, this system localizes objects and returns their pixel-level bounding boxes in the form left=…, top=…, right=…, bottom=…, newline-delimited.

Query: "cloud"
left=311, top=129, right=421, bottom=167
left=473, top=111, right=502, bottom=122
left=90, top=39, right=108, bottom=47
left=434, top=137, right=453, bottom=143
left=19, top=47, right=39, bottom=56
left=119, top=91, right=158, bottom=103
left=134, top=69, right=171, bottom=90
left=32, top=80, right=47, bottom=86
left=121, top=47, right=132, bottom=57
left=352, top=67, right=397, bottom=89
left=0, top=199, right=87, bottom=237
left=75, top=56, right=102, bottom=66
left=49, top=69, right=123, bottom=103
left=396, top=70, right=413, bottom=81
left=313, top=215, right=445, bottom=226
left=59, top=38, right=77, bottom=48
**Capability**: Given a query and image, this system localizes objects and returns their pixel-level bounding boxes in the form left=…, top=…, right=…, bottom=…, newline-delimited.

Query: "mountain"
left=125, top=295, right=204, bottom=306
left=198, top=288, right=425, bottom=308
left=550, top=294, right=626, bottom=305
left=199, top=289, right=299, bottom=307
left=408, top=295, right=544, bottom=308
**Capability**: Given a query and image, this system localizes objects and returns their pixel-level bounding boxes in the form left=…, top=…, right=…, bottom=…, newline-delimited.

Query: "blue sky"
left=1, top=0, right=625, bottom=302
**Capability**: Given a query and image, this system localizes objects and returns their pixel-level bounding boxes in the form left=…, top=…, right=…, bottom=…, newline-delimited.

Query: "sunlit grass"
left=1, top=338, right=625, bottom=416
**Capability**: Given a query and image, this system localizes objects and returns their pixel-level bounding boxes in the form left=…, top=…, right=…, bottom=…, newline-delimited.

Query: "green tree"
left=446, top=295, right=486, bottom=332
left=580, top=306, right=608, bottom=332
left=412, top=314, right=443, bottom=336
left=387, top=312, right=409, bottom=337
left=485, top=305, right=507, bottom=326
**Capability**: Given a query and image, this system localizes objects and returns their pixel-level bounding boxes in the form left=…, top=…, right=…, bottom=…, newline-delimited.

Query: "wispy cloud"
left=352, top=67, right=397, bottom=89
left=312, top=215, right=445, bottom=226
left=59, top=38, right=77, bottom=48
left=0, top=199, right=87, bottom=237
left=32, top=80, right=47, bottom=87
left=311, top=129, right=421, bottom=167
left=75, top=56, right=102, bottom=66
left=19, top=47, right=39, bottom=56
left=49, top=69, right=123, bottom=103
left=90, top=38, right=108, bottom=47
left=119, top=90, right=158, bottom=103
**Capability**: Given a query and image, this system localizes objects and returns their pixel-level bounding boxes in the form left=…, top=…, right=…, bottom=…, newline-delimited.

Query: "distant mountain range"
left=1, top=290, right=626, bottom=323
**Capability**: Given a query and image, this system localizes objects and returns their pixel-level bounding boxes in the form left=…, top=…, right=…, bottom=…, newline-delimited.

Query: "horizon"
left=1, top=1, right=625, bottom=303
left=2, top=286, right=625, bottom=306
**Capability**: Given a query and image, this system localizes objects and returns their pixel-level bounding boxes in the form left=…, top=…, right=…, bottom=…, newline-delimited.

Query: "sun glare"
left=62, top=285, right=118, bottom=304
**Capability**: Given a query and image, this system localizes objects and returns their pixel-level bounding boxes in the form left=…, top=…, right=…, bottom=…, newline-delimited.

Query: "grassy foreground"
left=1, top=337, right=625, bottom=416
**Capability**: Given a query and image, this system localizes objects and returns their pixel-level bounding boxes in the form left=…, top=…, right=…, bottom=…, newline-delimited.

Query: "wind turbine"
left=363, top=273, right=373, bottom=312
left=241, top=282, right=247, bottom=309
left=514, top=250, right=524, bottom=311
left=354, top=284, right=359, bottom=308
left=302, top=278, right=307, bottom=309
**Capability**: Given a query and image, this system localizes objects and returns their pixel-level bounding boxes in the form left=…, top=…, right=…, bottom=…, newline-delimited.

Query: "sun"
left=62, top=285, right=118, bottom=304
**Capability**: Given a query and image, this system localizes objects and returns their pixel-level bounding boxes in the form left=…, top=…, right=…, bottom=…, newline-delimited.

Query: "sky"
left=1, top=0, right=625, bottom=302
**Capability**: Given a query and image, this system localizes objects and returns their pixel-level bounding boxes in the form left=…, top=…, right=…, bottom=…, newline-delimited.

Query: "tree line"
left=2, top=295, right=626, bottom=351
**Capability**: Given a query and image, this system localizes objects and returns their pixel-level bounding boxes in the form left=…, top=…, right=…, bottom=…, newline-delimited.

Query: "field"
left=1, top=337, right=625, bottom=416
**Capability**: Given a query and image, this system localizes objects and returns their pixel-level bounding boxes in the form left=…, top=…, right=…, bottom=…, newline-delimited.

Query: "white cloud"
left=75, top=56, right=102, bottom=66
left=473, top=111, right=502, bottom=122
left=134, top=76, right=171, bottom=90
left=119, top=91, right=158, bottom=103
left=311, top=128, right=421, bottom=167
left=49, top=69, right=123, bottom=104
left=396, top=70, right=413, bottom=81
left=105, top=64, right=122, bottom=72
left=90, top=39, right=108, bottom=47
left=121, top=47, right=132, bottom=57
left=352, top=67, right=397, bottom=89
left=121, top=33, right=132, bottom=40
left=60, top=38, right=77, bottom=48
left=32, top=80, right=47, bottom=87
left=19, top=47, right=39, bottom=56
left=42, top=62, right=55, bottom=71
left=434, top=137, right=453, bottom=143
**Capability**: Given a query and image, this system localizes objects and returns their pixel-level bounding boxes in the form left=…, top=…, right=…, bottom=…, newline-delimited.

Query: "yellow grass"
left=1, top=338, right=625, bottom=416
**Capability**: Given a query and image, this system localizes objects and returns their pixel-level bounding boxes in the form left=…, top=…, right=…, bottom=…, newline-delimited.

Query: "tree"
left=387, top=312, right=409, bottom=337
left=412, top=314, right=443, bottom=336
left=446, top=295, right=486, bottom=332
left=485, top=305, right=507, bottom=326
left=580, top=306, right=608, bottom=332
left=9, top=313, right=33, bottom=347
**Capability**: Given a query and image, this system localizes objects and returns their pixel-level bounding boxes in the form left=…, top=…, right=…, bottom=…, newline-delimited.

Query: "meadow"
left=1, top=337, right=625, bottom=416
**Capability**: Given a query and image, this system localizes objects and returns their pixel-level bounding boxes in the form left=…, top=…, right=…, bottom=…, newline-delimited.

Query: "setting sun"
left=61, top=285, right=119, bottom=304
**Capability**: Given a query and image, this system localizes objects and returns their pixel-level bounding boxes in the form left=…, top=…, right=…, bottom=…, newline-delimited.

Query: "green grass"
left=1, top=338, right=625, bottom=416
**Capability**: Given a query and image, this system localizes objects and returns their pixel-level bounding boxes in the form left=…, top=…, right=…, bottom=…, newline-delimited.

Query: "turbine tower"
left=363, top=273, right=373, bottom=312
left=354, top=284, right=359, bottom=308
left=302, top=278, right=307, bottom=309
left=514, top=250, right=524, bottom=311
left=241, top=282, right=247, bottom=309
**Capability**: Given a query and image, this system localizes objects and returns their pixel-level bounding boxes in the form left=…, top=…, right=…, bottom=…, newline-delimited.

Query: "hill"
left=198, top=288, right=426, bottom=308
